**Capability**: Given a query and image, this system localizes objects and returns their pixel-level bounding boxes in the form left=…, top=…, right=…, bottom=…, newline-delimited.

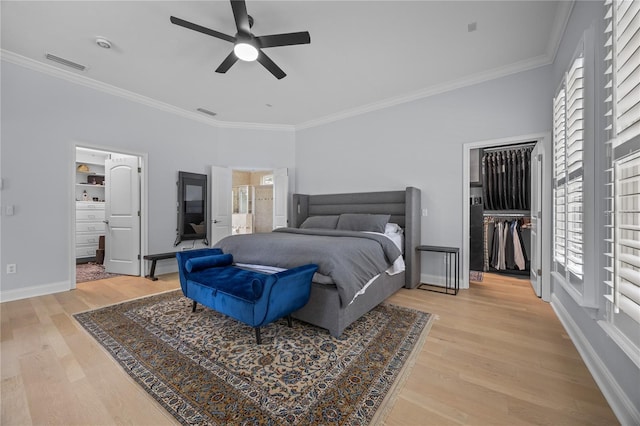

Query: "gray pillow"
left=336, top=213, right=390, bottom=233
left=300, top=215, right=339, bottom=229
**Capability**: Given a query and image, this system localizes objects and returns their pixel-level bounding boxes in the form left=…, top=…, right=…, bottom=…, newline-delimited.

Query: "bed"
left=214, top=187, right=421, bottom=336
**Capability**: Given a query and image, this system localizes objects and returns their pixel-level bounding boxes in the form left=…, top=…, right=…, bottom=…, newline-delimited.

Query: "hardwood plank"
left=0, top=272, right=618, bottom=425
left=1, top=375, right=33, bottom=425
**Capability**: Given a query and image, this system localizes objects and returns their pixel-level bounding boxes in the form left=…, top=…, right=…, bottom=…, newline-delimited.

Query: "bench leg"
left=255, top=327, right=262, bottom=345
left=191, top=300, right=197, bottom=313
left=287, top=315, right=293, bottom=328
left=145, top=260, right=159, bottom=281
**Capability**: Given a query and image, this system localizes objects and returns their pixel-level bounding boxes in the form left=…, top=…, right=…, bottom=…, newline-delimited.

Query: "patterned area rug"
left=76, top=262, right=121, bottom=283
left=469, top=270, right=484, bottom=282
left=74, top=290, right=433, bottom=425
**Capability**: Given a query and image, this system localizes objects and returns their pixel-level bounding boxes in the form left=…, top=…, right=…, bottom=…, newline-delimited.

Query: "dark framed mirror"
left=175, top=171, right=208, bottom=246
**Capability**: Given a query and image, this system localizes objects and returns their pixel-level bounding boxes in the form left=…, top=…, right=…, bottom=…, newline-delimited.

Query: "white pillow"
left=385, top=223, right=403, bottom=235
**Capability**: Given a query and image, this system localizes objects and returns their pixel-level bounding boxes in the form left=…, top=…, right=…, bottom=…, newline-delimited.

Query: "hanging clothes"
left=483, top=217, right=530, bottom=273
left=512, top=221, right=526, bottom=270
left=482, top=145, right=534, bottom=211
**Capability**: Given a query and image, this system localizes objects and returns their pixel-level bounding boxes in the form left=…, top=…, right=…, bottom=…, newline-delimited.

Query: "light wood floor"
left=1, top=273, right=618, bottom=425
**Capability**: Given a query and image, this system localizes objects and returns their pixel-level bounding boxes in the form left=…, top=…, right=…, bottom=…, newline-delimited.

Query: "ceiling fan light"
left=234, top=42, right=259, bottom=61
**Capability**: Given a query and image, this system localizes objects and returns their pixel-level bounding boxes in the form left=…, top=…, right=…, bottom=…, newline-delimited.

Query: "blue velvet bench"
left=176, top=248, right=318, bottom=344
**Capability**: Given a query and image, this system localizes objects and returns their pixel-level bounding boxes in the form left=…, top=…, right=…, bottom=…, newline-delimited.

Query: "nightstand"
left=416, top=245, right=459, bottom=295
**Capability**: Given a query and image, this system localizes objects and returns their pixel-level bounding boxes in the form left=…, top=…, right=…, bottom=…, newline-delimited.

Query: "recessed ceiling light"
left=95, top=37, right=112, bottom=49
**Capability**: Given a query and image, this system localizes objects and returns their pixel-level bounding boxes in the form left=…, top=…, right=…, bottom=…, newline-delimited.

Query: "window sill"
left=551, top=271, right=599, bottom=309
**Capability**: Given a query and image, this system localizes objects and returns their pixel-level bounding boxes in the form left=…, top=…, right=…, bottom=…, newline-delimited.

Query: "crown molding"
left=3, top=0, right=572, bottom=136
left=547, top=0, right=575, bottom=64
left=295, top=53, right=552, bottom=131
left=0, top=50, right=295, bottom=132
left=295, top=1, right=574, bottom=131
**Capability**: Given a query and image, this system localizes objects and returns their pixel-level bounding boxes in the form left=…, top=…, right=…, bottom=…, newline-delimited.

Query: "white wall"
left=0, top=60, right=295, bottom=299
left=547, top=1, right=640, bottom=423
left=295, top=65, right=552, bottom=281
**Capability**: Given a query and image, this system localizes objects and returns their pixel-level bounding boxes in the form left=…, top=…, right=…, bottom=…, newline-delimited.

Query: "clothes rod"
left=483, top=211, right=530, bottom=217
left=482, top=142, right=537, bottom=153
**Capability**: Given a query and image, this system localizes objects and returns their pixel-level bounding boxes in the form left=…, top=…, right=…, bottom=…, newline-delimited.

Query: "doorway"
left=231, top=169, right=275, bottom=235
left=210, top=166, right=288, bottom=245
left=72, top=146, right=145, bottom=286
left=462, top=133, right=551, bottom=301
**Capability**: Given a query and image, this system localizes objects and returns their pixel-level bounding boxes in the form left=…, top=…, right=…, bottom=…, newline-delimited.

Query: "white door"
left=211, top=166, right=232, bottom=244
left=105, top=156, right=140, bottom=275
left=530, top=143, right=543, bottom=297
left=273, top=168, right=288, bottom=229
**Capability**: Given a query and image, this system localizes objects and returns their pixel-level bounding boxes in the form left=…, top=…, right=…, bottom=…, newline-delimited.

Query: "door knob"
left=103, top=220, right=110, bottom=224
left=213, top=219, right=220, bottom=224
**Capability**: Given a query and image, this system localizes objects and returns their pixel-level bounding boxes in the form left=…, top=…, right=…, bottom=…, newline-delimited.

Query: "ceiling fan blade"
left=215, top=51, right=239, bottom=73
left=257, top=50, right=286, bottom=79
left=256, top=32, right=311, bottom=48
left=230, top=0, right=251, bottom=34
left=170, top=16, right=235, bottom=43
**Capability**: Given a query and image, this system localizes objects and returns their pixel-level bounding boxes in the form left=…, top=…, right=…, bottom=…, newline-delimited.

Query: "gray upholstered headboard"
left=290, top=187, right=421, bottom=289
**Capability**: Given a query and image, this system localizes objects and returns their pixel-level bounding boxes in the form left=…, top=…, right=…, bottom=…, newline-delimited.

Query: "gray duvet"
left=213, top=228, right=402, bottom=306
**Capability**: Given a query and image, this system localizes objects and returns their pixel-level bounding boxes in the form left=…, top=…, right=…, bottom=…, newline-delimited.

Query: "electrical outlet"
left=6, top=264, right=16, bottom=274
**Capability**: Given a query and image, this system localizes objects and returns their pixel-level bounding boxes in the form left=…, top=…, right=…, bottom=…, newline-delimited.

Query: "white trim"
left=547, top=1, right=576, bottom=64
left=462, top=132, right=551, bottom=299
left=2, top=0, right=574, bottom=134
left=420, top=273, right=447, bottom=288
left=1, top=48, right=552, bottom=134
left=552, top=294, right=640, bottom=426
left=69, top=143, right=77, bottom=289
left=296, top=54, right=553, bottom=130
left=0, top=280, right=70, bottom=303
left=0, top=50, right=295, bottom=133
left=598, top=319, right=640, bottom=370
left=70, top=142, right=148, bottom=289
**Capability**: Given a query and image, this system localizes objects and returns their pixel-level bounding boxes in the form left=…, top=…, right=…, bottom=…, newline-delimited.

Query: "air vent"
left=45, top=53, right=86, bottom=71
left=196, top=108, right=217, bottom=117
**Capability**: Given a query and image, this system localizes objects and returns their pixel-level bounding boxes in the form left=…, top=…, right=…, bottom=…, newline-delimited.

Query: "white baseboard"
left=152, top=262, right=179, bottom=277
left=551, top=294, right=640, bottom=425
left=420, top=273, right=446, bottom=287
left=0, top=280, right=71, bottom=303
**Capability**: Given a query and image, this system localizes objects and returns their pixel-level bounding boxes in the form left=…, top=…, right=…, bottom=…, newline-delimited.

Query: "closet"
left=74, top=146, right=142, bottom=278
left=469, top=142, right=535, bottom=277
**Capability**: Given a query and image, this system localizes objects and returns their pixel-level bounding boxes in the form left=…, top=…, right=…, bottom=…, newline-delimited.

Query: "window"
left=553, top=46, right=585, bottom=286
left=602, top=0, right=640, bottom=363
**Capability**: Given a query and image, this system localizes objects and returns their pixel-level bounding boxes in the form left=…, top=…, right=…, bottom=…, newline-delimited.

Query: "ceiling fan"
left=170, top=0, right=310, bottom=80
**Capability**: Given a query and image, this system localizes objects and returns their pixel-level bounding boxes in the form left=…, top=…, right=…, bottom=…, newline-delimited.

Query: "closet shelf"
left=77, top=160, right=104, bottom=167
left=76, top=171, right=104, bottom=176
left=76, top=183, right=105, bottom=188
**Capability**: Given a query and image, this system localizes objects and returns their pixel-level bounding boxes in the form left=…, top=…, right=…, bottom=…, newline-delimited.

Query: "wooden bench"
left=143, top=252, right=177, bottom=281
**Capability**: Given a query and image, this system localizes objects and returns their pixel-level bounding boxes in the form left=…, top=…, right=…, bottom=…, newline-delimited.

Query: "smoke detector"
left=95, top=37, right=112, bottom=49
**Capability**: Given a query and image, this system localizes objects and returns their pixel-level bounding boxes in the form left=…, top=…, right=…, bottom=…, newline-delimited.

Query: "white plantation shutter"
left=603, top=0, right=640, bottom=332
left=566, top=55, right=585, bottom=279
left=553, top=49, right=585, bottom=282
left=612, top=153, right=640, bottom=325
left=553, top=89, right=567, bottom=266
left=612, top=0, right=640, bottom=145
